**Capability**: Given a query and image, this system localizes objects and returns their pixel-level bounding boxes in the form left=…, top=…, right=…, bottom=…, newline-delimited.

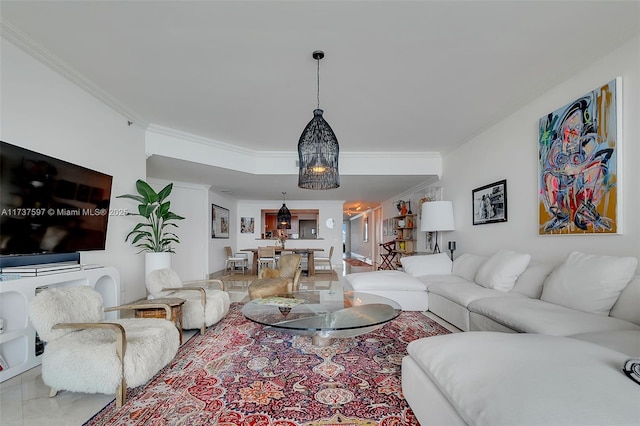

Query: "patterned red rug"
left=85, top=303, right=450, bottom=425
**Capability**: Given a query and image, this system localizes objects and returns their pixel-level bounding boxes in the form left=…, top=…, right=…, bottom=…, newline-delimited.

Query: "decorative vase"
left=145, top=252, right=171, bottom=279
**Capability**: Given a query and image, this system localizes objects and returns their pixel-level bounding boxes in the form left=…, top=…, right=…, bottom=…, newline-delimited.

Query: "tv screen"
left=0, top=141, right=113, bottom=255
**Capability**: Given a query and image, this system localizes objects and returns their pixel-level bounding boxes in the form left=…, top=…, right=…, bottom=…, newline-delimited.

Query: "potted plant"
left=117, top=179, right=185, bottom=276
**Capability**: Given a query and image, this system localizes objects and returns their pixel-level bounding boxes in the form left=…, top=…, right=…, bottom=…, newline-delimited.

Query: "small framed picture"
left=240, top=217, right=255, bottom=233
left=472, top=180, right=507, bottom=225
left=211, top=204, right=230, bottom=238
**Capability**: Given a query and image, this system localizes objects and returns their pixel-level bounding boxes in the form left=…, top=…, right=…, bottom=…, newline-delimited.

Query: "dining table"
left=241, top=247, right=325, bottom=276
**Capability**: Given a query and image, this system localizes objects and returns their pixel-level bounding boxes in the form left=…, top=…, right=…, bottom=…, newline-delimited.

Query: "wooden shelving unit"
left=393, top=214, right=416, bottom=267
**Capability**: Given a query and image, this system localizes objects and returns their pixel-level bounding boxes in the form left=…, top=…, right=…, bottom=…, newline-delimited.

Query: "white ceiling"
left=2, top=1, right=639, bottom=211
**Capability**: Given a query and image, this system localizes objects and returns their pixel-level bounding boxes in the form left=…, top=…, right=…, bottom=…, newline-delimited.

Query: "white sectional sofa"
left=345, top=250, right=640, bottom=425
left=402, top=330, right=640, bottom=425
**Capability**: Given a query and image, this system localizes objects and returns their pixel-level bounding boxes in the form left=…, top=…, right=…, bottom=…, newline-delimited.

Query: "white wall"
left=1, top=38, right=148, bottom=302
left=349, top=211, right=374, bottom=263
left=208, top=191, right=238, bottom=274
left=440, top=36, right=640, bottom=268
left=146, top=179, right=211, bottom=281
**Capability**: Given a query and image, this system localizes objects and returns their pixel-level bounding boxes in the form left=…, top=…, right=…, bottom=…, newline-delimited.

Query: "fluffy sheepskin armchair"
left=28, top=286, right=179, bottom=407
left=146, top=269, right=230, bottom=334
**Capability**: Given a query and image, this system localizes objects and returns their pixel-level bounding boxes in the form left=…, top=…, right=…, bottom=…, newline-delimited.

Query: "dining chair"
left=314, top=246, right=334, bottom=274
left=225, top=246, right=248, bottom=275
left=257, top=246, right=277, bottom=273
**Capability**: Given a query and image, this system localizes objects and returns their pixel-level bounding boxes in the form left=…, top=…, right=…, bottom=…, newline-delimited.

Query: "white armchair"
left=146, top=269, right=230, bottom=334
left=28, top=286, right=179, bottom=407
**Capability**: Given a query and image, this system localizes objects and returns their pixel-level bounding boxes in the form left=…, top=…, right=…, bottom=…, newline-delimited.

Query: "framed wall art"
left=538, top=78, right=621, bottom=235
left=472, top=180, right=507, bottom=225
left=211, top=204, right=229, bottom=238
left=240, top=217, right=254, bottom=234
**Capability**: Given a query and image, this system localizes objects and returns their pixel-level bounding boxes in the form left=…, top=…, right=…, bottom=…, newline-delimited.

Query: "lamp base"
left=432, top=231, right=441, bottom=253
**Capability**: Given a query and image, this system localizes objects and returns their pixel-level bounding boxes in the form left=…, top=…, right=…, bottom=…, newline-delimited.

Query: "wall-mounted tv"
left=0, top=141, right=113, bottom=255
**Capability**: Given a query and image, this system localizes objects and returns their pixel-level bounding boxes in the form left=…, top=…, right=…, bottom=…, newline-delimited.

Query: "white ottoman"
left=403, top=332, right=640, bottom=425
left=344, top=270, right=428, bottom=311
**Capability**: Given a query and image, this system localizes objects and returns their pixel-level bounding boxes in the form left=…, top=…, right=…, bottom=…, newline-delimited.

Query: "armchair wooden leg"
left=200, top=323, right=206, bottom=335
left=49, top=387, right=58, bottom=398
left=116, top=382, right=126, bottom=407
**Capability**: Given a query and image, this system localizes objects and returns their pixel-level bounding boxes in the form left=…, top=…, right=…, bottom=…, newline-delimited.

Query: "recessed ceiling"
left=2, top=1, right=638, bottom=210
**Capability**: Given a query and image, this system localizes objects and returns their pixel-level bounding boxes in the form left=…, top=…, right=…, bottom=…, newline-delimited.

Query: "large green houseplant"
left=117, top=179, right=185, bottom=253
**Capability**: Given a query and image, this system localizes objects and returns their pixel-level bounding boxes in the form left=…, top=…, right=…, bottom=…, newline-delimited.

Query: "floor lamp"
left=420, top=201, right=455, bottom=254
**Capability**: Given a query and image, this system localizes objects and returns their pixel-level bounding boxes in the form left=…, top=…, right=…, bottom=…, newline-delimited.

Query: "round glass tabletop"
left=241, top=290, right=402, bottom=345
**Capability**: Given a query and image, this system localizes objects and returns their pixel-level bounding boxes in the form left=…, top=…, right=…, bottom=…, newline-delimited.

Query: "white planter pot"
left=145, top=252, right=172, bottom=279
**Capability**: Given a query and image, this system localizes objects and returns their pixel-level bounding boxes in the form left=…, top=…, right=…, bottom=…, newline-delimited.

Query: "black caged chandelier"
left=297, top=50, right=340, bottom=190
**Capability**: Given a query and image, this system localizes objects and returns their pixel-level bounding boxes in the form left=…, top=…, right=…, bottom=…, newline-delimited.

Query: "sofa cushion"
left=475, top=249, right=531, bottom=292
left=406, top=332, right=640, bottom=426
left=570, top=330, right=640, bottom=357
left=400, top=253, right=452, bottom=277
left=610, top=276, right=640, bottom=326
left=429, top=281, right=526, bottom=308
left=345, top=270, right=427, bottom=292
left=416, top=274, right=469, bottom=290
left=468, top=297, right=640, bottom=335
left=510, top=262, right=556, bottom=299
left=541, top=251, right=638, bottom=315
left=451, top=253, right=487, bottom=281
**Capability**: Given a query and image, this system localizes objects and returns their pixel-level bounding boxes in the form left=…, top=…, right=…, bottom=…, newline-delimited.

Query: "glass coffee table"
left=241, top=290, right=402, bottom=346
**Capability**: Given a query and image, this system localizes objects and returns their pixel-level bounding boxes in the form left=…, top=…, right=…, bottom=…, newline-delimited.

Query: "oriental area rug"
left=85, top=303, right=451, bottom=426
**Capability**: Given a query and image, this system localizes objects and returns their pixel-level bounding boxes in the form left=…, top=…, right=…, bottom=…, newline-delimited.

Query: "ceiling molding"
left=1, top=19, right=148, bottom=127
left=146, top=125, right=442, bottom=177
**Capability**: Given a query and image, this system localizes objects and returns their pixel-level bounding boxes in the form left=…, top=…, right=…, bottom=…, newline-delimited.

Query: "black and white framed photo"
left=472, top=180, right=507, bottom=225
left=211, top=204, right=229, bottom=238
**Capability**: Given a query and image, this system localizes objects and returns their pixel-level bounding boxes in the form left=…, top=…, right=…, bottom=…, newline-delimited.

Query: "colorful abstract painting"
left=538, top=78, right=621, bottom=235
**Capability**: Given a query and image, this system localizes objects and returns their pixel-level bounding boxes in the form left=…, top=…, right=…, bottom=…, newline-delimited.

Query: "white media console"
left=0, top=266, right=121, bottom=382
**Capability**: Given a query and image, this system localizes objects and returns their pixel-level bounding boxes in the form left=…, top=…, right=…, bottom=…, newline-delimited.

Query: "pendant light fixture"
left=297, top=50, right=340, bottom=190
left=277, top=192, right=292, bottom=229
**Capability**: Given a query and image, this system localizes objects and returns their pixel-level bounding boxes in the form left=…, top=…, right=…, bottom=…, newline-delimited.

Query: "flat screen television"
left=0, top=141, right=113, bottom=255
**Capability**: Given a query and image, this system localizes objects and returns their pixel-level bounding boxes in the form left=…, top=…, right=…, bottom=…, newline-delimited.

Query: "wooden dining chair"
left=257, top=246, right=276, bottom=273
left=314, top=246, right=334, bottom=274
left=224, top=246, right=248, bottom=275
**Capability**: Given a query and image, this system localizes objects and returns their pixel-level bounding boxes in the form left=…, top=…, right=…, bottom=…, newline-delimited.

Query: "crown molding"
left=1, top=19, right=148, bottom=127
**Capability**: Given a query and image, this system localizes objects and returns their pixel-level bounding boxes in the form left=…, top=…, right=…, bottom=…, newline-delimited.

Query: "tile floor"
left=0, top=259, right=459, bottom=425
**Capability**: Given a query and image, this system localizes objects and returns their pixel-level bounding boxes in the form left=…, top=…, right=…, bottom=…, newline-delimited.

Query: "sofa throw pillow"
left=475, top=249, right=532, bottom=292
left=400, top=253, right=452, bottom=277
left=541, top=251, right=638, bottom=316
left=452, top=254, right=488, bottom=281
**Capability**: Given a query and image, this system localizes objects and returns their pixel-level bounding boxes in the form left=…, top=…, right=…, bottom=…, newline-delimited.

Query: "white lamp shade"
left=421, top=201, right=455, bottom=232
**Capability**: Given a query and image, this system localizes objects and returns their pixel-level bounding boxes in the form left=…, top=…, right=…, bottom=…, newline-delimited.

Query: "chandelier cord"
left=316, top=57, right=320, bottom=109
